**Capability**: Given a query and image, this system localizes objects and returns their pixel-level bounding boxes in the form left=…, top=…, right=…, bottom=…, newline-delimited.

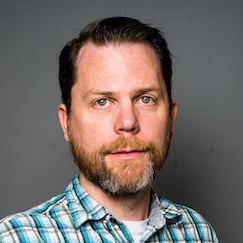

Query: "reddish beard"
left=68, top=128, right=172, bottom=196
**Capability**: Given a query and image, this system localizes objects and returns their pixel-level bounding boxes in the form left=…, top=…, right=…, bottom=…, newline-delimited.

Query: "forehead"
left=76, top=41, right=160, bottom=67
left=74, top=41, right=165, bottom=93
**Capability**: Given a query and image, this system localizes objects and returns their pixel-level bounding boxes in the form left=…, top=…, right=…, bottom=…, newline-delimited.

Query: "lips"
left=110, top=149, right=142, bottom=154
left=108, top=149, right=146, bottom=160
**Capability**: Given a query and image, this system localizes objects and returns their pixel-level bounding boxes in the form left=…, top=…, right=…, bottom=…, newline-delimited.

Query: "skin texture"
left=58, top=42, right=177, bottom=220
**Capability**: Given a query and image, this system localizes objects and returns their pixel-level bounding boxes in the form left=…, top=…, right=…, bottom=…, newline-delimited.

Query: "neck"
left=79, top=172, right=151, bottom=221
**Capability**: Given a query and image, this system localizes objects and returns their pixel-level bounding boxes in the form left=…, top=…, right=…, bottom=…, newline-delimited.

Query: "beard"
left=68, top=125, right=172, bottom=196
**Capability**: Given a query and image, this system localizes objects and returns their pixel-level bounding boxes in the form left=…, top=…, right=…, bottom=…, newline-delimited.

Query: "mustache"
left=100, top=136, right=155, bottom=154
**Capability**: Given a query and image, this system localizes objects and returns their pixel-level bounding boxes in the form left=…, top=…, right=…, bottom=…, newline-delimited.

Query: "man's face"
left=59, top=42, right=177, bottom=195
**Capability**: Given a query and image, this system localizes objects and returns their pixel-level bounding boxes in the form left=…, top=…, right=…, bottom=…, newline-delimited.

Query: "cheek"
left=142, top=115, right=170, bottom=146
left=69, top=114, right=114, bottom=152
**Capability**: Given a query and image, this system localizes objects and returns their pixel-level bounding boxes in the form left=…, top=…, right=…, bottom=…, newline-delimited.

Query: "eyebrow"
left=134, top=87, right=161, bottom=95
left=82, top=89, right=114, bottom=99
left=83, top=87, right=161, bottom=99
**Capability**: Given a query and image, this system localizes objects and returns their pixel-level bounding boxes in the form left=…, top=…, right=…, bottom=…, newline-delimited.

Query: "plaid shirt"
left=0, top=175, right=218, bottom=242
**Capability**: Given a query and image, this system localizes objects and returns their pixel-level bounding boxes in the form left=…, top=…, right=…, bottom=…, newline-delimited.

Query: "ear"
left=58, top=104, right=70, bottom=142
left=170, top=99, right=178, bottom=129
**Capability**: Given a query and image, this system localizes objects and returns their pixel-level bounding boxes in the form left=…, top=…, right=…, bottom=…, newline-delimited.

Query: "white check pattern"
left=0, top=175, right=219, bottom=242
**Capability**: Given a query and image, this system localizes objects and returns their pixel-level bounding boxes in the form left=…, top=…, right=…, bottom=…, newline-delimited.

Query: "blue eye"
left=141, top=96, right=153, bottom=104
left=96, top=98, right=108, bottom=107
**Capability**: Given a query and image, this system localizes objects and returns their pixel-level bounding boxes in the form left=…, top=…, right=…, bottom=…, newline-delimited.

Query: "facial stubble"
left=68, top=122, right=172, bottom=196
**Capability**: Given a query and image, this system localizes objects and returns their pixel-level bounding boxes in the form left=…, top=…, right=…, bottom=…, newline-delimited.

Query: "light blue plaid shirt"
left=0, top=175, right=218, bottom=242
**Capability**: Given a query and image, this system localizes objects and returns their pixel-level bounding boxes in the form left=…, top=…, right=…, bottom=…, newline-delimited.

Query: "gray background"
left=0, top=1, right=242, bottom=242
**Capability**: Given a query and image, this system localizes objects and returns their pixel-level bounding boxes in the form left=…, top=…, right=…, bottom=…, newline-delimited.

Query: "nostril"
left=115, top=105, right=139, bottom=134
left=118, top=123, right=139, bottom=134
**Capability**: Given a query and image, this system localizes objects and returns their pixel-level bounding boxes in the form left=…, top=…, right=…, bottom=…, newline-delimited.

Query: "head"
left=58, top=17, right=177, bottom=196
left=59, top=16, right=173, bottom=115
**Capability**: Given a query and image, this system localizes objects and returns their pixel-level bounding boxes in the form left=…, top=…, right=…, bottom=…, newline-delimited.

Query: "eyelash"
left=139, top=96, right=155, bottom=104
left=94, top=98, right=110, bottom=107
left=93, top=95, right=156, bottom=108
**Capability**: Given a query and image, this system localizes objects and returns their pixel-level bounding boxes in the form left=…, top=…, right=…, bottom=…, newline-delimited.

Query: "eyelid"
left=141, top=95, right=156, bottom=104
left=92, top=97, right=114, bottom=108
left=136, top=92, right=157, bottom=103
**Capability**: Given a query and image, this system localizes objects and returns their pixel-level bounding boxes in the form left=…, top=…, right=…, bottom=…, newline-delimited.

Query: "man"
left=0, top=17, right=218, bottom=242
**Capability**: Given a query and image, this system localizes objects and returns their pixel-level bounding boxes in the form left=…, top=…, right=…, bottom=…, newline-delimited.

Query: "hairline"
left=72, top=39, right=170, bottom=105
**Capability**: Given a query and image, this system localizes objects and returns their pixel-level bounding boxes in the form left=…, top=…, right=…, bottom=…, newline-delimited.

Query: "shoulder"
left=0, top=193, right=68, bottom=243
left=158, top=196, right=219, bottom=242
left=158, top=196, right=211, bottom=224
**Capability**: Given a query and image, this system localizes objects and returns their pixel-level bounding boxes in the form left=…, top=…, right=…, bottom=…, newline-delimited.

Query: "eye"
left=95, top=98, right=108, bottom=107
left=140, top=96, right=154, bottom=104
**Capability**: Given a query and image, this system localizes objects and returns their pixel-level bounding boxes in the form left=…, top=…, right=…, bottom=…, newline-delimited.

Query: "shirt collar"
left=147, top=191, right=182, bottom=229
left=66, top=175, right=182, bottom=229
left=65, top=175, right=109, bottom=229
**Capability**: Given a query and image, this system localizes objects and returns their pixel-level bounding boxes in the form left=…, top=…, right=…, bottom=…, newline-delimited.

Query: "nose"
left=114, top=102, right=139, bottom=135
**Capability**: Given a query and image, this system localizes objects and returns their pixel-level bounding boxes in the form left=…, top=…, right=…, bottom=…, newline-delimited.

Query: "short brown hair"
left=59, top=16, right=173, bottom=114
